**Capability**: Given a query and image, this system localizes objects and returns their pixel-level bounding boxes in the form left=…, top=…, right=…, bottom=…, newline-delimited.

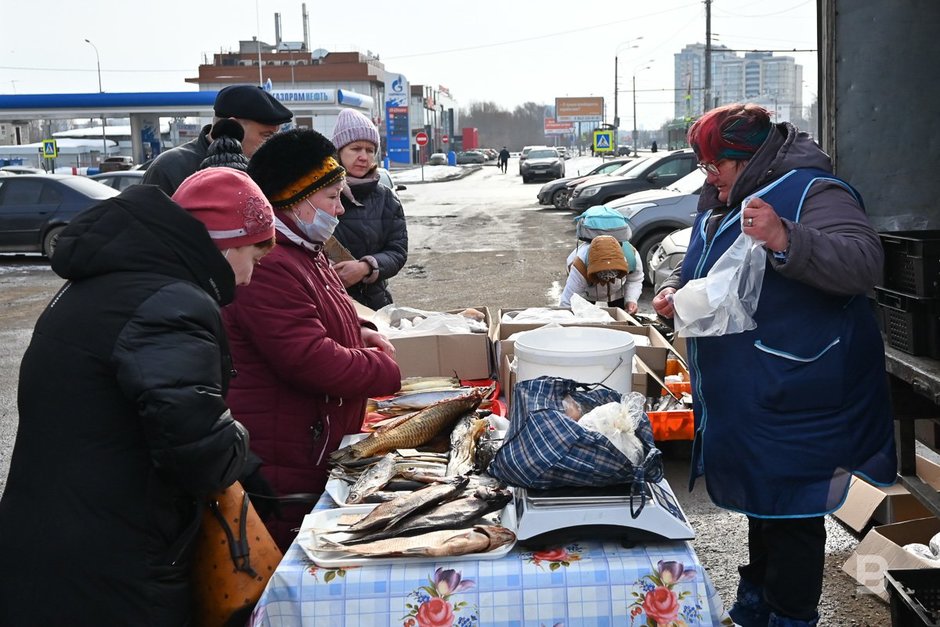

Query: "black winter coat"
left=0, top=185, right=249, bottom=626
left=334, top=175, right=408, bottom=310
left=142, top=124, right=212, bottom=195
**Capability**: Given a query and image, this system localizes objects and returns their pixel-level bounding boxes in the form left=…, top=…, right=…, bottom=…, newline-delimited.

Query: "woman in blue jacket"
left=653, top=103, right=896, bottom=627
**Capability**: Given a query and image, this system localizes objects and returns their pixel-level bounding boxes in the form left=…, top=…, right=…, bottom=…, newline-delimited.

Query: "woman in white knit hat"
left=330, top=108, right=408, bottom=310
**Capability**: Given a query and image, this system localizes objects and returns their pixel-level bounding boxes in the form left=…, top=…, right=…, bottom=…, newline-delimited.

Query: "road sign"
left=442, top=134, right=449, bottom=144
left=593, top=130, right=614, bottom=153
left=415, top=132, right=429, bottom=146
left=42, top=139, right=58, bottom=159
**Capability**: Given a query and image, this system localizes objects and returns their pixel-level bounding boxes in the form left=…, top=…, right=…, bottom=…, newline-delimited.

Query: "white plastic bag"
left=672, top=202, right=766, bottom=337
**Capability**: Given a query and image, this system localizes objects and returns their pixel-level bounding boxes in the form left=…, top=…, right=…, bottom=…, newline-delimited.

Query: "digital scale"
left=513, top=478, right=695, bottom=547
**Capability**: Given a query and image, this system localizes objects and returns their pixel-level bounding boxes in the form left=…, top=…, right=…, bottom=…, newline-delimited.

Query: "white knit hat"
left=331, top=108, right=380, bottom=151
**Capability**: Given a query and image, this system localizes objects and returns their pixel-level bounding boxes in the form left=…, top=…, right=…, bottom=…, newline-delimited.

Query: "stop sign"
left=442, top=134, right=449, bottom=144
left=415, top=132, right=429, bottom=146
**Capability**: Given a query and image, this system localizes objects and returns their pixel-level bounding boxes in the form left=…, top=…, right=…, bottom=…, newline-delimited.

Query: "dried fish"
left=331, top=386, right=493, bottom=464
left=366, top=387, right=481, bottom=414
left=398, top=376, right=461, bottom=393
left=314, top=525, right=515, bottom=558
left=446, top=415, right=488, bottom=476
left=474, top=435, right=503, bottom=473
left=345, top=476, right=469, bottom=533
left=348, top=485, right=513, bottom=544
left=346, top=453, right=397, bottom=505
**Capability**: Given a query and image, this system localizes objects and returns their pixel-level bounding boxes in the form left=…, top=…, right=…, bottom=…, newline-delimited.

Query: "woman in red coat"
left=225, top=129, right=402, bottom=550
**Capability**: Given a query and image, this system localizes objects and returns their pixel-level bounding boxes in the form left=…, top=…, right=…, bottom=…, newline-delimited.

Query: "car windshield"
left=528, top=150, right=557, bottom=159
left=611, top=157, right=652, bottom=177
left=666, top=169, right=707, bottom=194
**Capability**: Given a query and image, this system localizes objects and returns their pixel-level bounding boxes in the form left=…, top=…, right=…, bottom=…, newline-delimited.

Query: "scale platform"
left=513, top=478, right=695, bottom=547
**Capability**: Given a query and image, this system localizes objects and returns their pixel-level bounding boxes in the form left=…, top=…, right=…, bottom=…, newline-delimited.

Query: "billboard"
left=555, top=97, right=604, bottom=122
left=543, top=117, right=575, bottom=136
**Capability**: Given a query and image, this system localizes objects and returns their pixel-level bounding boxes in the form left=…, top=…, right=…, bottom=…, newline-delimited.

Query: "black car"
left=567, top=149, right=697, bottom=213
left=0, top=174, right=118, bottom=257
left=536, top=157, right=635, bottom=209
left=520, top=148, right=564, bottom=183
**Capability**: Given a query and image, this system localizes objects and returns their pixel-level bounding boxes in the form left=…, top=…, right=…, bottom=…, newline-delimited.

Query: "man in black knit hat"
left=143, top=85, right=293, bottom=195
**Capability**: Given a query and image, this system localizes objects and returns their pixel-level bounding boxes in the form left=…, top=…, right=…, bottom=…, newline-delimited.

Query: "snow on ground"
left=388, top=155, right=608, bottom=185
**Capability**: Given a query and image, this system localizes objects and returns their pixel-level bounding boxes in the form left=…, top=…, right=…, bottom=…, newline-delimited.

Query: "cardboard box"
left=389, top=306, right=495, bottom=379
left=834, top=454, right=940, bottom=533
left=843, top=517, right=940, bottom=601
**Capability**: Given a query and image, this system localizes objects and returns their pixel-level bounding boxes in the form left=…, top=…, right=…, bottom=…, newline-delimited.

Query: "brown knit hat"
left=587, top=235, right=629, bottom=282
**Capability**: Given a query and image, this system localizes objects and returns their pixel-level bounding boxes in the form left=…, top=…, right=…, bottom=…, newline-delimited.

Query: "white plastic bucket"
left=513, top=326, right=635, bottom=395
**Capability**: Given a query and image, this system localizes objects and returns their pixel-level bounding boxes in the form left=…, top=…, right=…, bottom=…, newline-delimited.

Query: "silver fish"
left=314, top=525, right=515, bottom=558
left=366, top=387, right=480, bottom=413
left=346, top=453, right=397, bottom=505
left=345, top=475, right=469, bottom=533
left=348, top=485, right=513, bottom=544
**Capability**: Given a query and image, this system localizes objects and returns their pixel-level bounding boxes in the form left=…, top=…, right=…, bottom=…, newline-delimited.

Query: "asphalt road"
left=0, top=161, right=889, bottom=625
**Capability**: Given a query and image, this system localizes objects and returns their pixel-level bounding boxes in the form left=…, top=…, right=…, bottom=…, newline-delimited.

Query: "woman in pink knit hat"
left=0, top=168, right=276, bottom=625
left=330, top=107, right=409, bottom=310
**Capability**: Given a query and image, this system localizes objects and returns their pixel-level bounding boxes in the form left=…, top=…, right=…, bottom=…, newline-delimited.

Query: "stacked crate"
left=875, top=231, right=940, bottom=358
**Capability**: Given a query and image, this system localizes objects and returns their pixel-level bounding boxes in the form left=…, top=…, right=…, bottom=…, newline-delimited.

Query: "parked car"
left=98, top=156, right=135, bottom=173
left=555, top=147, right=569, bottom=159
left=567, top=149, right=697, bottom=213
left=0, top=174, right=119, bottom=257
left=520, top=148, right=564, bottom=183
left=377, top=167, right=407, bottom=197
left=428, top=152, right=448, bottom=166
left=456, top=150, right=487, bottom=165
left=647, top=226, right=692, bottom=293
left=89, top=170, right=145, bottom=192
left=0, top=165, right=46, bottom=175
left=606, top=168, right=705, bottom=279
left=537, top=157, right=635, bottom=209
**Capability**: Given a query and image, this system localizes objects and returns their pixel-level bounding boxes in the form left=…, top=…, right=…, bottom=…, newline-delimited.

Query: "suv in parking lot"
left=99, top=156, right=135, bottom=173
left=520, top=148, right=564, bottom=183
left=567, top=149, right=696, bottom=213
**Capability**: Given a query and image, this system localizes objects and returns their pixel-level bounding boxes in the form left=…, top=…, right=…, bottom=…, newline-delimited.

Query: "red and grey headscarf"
left=688, top=103, right=772, bottom=163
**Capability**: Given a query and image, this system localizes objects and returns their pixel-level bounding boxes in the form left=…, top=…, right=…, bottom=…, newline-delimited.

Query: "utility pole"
left=614, top=56, right=619, bottom=132
left=704, top=0, right=712, bottom=114
left=84, top=39, right=108, bottom=161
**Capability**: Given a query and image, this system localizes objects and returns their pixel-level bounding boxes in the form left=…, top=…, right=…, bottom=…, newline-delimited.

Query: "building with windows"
left=674, top=44, right=803, bottom=124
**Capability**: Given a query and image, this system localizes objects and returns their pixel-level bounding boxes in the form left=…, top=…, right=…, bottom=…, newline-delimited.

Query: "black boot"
left=727, top=577, right=770, bottom=626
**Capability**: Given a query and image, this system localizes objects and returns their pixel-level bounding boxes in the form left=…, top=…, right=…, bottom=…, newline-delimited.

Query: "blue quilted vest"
left=680, top=168, right=896, bottom=517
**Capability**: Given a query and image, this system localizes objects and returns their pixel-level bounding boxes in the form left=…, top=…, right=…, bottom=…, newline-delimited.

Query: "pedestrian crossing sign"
left=593, top=130, right=614, bottom=153
left=42, top=139, right=58, bottom=159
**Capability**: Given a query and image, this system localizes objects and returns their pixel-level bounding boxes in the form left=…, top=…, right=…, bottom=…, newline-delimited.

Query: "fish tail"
left=365, top=398, right=378, bottom=414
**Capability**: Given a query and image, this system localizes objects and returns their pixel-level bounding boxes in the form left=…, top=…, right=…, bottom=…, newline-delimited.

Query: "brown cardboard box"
left=833, top=455, right=940, bottom=533
left=389, top=306, right=495, bottom=379
left=842, top=517, right=940, bottom=601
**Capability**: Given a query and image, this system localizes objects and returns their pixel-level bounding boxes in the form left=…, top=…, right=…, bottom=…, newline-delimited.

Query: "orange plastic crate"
left=647, top=409, right=695, bottom=441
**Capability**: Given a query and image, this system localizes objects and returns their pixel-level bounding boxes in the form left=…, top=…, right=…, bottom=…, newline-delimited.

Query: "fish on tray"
left=347, top=485, right=513, bottom=544
left=313, top=525, right=516, bottom=558
left=446, top=415, right=489, bottom=476
left=345, top=453, right=397, bottom=505
left=398, top=376, right=461, bottom=393
left=345, top=476, right=470, bottom=533
left=366, top=386, right=488, bottom=415
left=331, top=386, right=494, bottom=464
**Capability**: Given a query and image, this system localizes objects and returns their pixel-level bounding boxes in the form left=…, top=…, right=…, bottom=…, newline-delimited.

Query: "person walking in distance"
left=498, top=146, right=510, bottom=173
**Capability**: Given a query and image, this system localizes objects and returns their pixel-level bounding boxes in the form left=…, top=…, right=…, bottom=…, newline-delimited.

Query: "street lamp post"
left=614, top=37, right=642, bottom=149
left=84, top=39, right=108, bottom=161
left=632, top=63, right=652, bottom=157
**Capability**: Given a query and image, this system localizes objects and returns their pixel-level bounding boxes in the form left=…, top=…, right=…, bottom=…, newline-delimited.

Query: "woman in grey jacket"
left=330, top=108, right=408, bottom=310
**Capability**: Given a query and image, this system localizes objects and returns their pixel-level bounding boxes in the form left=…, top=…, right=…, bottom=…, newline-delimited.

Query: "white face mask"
left=293, top=202, right=339, bottom=242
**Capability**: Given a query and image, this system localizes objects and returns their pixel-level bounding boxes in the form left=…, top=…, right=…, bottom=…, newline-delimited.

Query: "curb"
left=389, top=164, right=483, bottom=185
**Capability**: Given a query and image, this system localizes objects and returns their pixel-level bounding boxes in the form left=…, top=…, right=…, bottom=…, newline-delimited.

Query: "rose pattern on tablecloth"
left=628, top=560, right=702, bottom=626
left=403, top=567, right=478, bottom=627
left=307, top=565, right=357, bottom=582
left=523, top=543, right=584, bottom=571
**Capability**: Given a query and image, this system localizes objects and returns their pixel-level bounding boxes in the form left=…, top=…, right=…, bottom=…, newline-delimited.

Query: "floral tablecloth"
left=250, top=494, right=731, bottom=627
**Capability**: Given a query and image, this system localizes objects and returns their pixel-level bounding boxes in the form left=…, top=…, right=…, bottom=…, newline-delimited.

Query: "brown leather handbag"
left=192, top=481, right=283, bottom=627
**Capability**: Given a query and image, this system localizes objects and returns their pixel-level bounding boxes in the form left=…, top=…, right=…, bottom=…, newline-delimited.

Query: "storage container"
left=885, top=568, right=940, bottom=626
left=880, top=231, right=940, bottom=297
left=874, top=287, right=940, bottom=358
left=646, top=410, right=695, bottom=441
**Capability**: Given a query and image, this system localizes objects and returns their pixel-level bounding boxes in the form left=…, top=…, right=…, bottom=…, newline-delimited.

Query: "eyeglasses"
left=697, top=161, right=721, bottom=175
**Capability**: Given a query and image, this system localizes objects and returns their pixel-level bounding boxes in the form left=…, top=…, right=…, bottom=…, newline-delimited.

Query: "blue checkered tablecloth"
left=250, top=494, right=730, bottom=627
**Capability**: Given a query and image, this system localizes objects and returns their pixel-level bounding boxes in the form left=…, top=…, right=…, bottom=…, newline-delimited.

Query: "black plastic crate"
left=874, top=287, right=940, bottom=358
left=881, top=231, right=940, bottom=297
left=886, top=569, right=940, bottom=626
